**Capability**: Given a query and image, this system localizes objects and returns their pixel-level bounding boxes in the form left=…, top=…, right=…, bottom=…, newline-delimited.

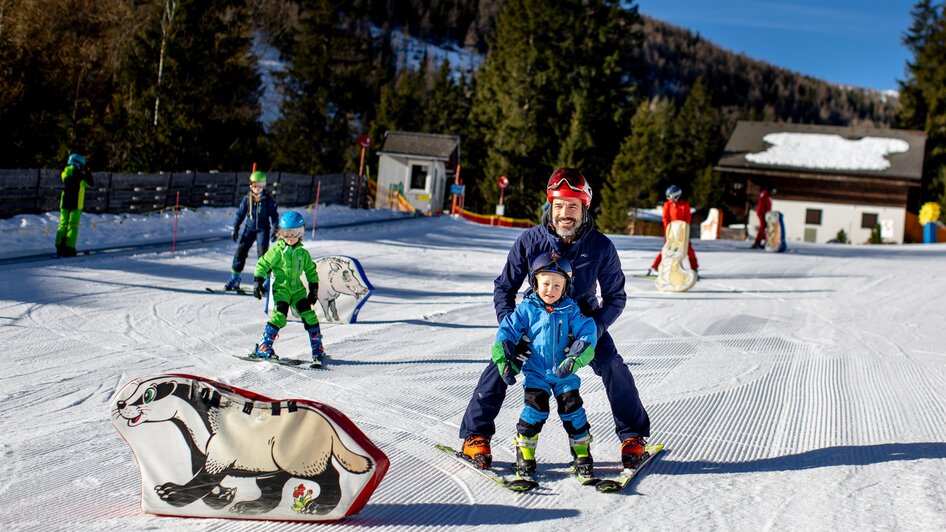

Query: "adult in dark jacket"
left=56, top=153, right=94, bottom=257
left=460, top=167, right=651, bottom=469
left=225, top=171, right=279, bottom=291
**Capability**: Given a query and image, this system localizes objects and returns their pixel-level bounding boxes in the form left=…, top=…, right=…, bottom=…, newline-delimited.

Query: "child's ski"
left=435, top=444, right=538, bottom=492
left=205, top=287, right=250, bottom=296
left=594, top=443, right=664, bottom=493
left=232, top=354, right=323, bottom=370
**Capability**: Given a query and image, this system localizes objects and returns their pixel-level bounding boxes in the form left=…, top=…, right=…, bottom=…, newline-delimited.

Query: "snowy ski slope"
left=1, top=215, right=945, bottom=531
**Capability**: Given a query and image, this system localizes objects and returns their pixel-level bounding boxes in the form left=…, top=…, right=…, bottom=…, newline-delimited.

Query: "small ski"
left=573, top=468, right=602, bottom=486
left=595, top=443, right=664, bottom=493
left=435, top=444, right=538, bottom=492
left=206, top=287, right=251, bottom=296
left=232, top=354, right=322, bottom=369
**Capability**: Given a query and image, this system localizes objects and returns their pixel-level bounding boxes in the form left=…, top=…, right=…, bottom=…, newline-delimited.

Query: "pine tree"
left=268, top=0, right=380, bottom=174
left=670, top=76, right=722, bottom=200
left=599, top=98, right=673, bottom=233
left=898, top=0, right=946, bottom=218
left=118, top=0, right=263, bottom=171
left=467, top=0, right=639, bottom=219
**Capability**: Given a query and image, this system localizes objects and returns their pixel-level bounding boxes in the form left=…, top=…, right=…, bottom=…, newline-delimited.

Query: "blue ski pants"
left=231, top=229, right=270, bottom=273
left=460, top=330, right=650, bottom=442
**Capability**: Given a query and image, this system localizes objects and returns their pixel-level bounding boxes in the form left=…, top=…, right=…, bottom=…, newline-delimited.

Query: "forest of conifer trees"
left=2, top=0, right=943, bottom=224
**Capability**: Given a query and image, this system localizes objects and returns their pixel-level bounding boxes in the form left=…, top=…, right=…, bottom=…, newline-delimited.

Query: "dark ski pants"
left=460, top=330, right=651, bottom=442
left=231, top=229, right=270, bottom=273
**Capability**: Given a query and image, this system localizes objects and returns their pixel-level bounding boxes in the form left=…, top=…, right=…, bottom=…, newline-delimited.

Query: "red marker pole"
left=171, top=191, right=179, bottom=255
left=311, top=180, right=321, bottom=239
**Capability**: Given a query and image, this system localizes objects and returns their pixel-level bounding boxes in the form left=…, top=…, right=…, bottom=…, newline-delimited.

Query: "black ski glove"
left=253, top=276, right=265, bottom=300
left=308, top=282, right=318, bottom=306
left=231, top=229, right=239, bottom=242
left=271, top=231, right=278, bottom=243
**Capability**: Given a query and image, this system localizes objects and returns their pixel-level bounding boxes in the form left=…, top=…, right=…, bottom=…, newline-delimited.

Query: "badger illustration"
left=112, top=375, right=373, bottom=515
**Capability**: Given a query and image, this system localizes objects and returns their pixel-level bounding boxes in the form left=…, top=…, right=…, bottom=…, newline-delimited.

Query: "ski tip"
left=595, top=480, right=621, bottom=493
left=506, top=479, right=539, bottom=492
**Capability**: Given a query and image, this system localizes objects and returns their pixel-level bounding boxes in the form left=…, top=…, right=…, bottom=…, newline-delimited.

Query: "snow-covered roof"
left=717, top=121, right=925, bottom=181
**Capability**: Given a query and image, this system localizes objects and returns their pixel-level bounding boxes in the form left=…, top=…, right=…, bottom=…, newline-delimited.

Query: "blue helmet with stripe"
left=67, top=153, right=86, bottom=168
left=279, top=211, right=305, bottom=230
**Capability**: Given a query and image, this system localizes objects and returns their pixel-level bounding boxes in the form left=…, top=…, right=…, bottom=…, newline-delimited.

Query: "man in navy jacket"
left=460, top=167, right=651, bottom=469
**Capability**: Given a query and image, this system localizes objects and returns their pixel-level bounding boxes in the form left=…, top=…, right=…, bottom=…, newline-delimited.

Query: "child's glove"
left=231, top=229, right=239, bottom=242
left=492, top=340, right=519, bottom=385
left=554, top=339, right=594, bottom=378
left=253, top=276, right=266, bottom=300
left=308, top=282, right=319, bottom=306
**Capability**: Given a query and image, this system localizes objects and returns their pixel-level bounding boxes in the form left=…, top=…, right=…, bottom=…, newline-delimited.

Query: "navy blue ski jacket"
left=493, top=214, right=626, bottom=336
left=233, top=191, right=279, bottom=233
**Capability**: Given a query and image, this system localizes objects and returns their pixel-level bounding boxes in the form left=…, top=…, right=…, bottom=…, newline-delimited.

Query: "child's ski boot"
left=224, top=272, right=242, bottom=291
left=513, top=433, right=538, bottom=476
left=307, top=323, right=324, bottom=368
left=569, top=433, right=595, bottom=480
left=251, top=323, right=279, bottom=359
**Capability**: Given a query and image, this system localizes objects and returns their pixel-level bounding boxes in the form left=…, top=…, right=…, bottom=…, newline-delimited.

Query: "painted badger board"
left=111, top=374, right=388, bottom=521
left=314, top=256, right=374, bottom=324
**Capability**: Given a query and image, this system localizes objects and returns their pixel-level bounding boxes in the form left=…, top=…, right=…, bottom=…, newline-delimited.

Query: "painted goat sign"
left=111, top=374, right=388, bottom=521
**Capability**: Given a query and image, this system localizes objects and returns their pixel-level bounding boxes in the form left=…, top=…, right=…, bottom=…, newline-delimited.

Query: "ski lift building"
left=375, top=131, right=460, bottom=215
left=716, top=121, right=926, bottom=244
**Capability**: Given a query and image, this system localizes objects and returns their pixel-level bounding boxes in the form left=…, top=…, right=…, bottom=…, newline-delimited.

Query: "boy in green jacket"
left=251, top=211, right=324, bottom=367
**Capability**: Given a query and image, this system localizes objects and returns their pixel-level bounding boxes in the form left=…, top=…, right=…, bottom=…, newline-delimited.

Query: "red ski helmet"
left=547, top=167, right=592, bottom=207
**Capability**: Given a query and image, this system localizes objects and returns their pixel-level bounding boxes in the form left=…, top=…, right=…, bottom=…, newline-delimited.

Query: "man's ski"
left=435, top=444, right=538, bottom=492
left=232, top=354, right=323, bottom=370
left=205, top=287, right=251, bottom=296
left=595, top=443, right=664, bottom=493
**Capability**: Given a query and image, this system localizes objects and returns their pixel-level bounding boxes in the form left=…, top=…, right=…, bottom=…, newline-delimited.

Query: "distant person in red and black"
left=751, top=189, right=772, bottom=249
left=647, top=185, right=699, bottom=276
left=55, top=153, right=94, bottom=257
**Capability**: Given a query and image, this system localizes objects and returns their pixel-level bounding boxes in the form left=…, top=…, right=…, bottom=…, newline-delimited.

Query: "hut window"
left=805, top=209, right=822, bottom=225
left=409, top=164, right=429, bottom=191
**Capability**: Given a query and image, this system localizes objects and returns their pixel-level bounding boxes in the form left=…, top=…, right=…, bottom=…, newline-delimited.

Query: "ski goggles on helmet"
left=529, top=252, right=574, bottom=280
left=547, top=168, right=592, bottom=206
left=280, top=227, right=304, bottom=240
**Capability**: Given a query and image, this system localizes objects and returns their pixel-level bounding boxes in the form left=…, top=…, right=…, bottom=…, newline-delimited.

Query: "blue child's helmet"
left=279, top=211, right=306, bottom=230
left=529, top=252, right=574, bottom=297
left=666, top=184, right=682, bottom=201
left=67, top=153, right=86, bottom=167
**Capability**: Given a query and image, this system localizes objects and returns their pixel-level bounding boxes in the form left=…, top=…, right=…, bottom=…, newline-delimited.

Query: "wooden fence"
left=0, top=170, right=370, bottom=218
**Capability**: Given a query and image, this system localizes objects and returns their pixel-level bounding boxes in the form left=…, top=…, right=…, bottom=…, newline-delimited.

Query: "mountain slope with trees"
left=4, top=0, right=939, bottom=225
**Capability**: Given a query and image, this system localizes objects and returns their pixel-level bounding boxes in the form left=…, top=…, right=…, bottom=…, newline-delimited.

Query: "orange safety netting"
left=454, top=207, right=533, bottom=228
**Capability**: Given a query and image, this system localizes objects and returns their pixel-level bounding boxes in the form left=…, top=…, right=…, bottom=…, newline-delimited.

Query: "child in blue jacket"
left=492, top=252, right=598, bottom=477
left=225, top=170, right=279, bottom=291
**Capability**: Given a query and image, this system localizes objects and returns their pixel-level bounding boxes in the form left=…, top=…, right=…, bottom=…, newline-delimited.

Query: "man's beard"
left=554, top=217, right=580, bottom=238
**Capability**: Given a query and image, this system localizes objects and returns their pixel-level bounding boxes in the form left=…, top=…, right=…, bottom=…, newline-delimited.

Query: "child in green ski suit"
left=251, top=211, right=324, bottom=366
left=56, top=153, right=94, bottom=257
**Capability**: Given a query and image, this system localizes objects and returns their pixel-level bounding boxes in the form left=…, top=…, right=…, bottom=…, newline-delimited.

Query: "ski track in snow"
left=1, top=216, right=946, bottom=530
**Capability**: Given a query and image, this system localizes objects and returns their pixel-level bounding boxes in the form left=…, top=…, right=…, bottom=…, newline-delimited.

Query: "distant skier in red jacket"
left=648, top=185, right=699, bottom=276
left=751, top=189, right=772, bottom=249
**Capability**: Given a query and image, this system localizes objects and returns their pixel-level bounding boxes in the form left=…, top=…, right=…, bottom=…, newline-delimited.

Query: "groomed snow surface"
left=1, top=209, right=945, bottom=531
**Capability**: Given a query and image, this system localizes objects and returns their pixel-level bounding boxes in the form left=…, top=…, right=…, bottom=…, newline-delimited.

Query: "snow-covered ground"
left=1, top=210, right=945, bottom=531
left=0, top=204, right=406, bottom=259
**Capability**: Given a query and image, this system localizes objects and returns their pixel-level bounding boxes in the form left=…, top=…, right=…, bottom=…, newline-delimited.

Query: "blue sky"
left=636, top=0, right=916, bottom=92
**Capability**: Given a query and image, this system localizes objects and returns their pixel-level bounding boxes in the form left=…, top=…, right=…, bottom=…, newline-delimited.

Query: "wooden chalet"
left=716, top=121, right=926, bottom=244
